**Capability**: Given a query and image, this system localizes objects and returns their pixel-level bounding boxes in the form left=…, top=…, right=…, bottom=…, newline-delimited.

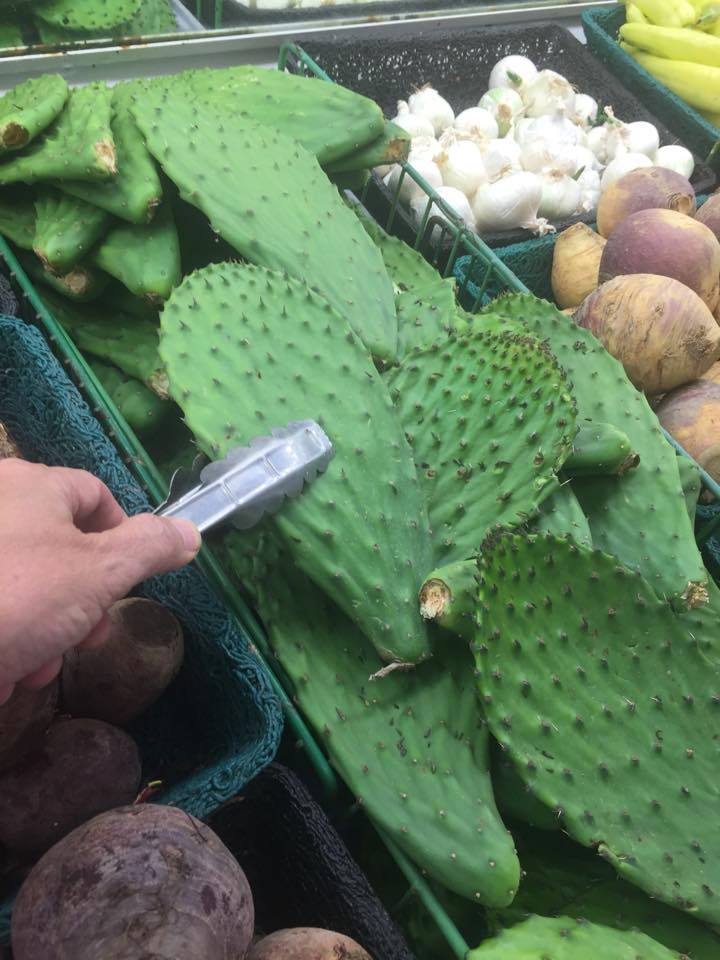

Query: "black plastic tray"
left=299, top=23, right=716, bottom=249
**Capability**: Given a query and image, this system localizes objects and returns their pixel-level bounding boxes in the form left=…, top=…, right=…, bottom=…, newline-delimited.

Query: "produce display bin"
left=0, top=312, right=284, bottom=943
left=286, top=24, right=716, bottom=254
left=582, top=6, right=720, bottom=169
left=208, top=762, right=414, bottom=959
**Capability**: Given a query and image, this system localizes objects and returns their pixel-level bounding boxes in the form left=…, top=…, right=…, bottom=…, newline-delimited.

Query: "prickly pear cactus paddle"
left=33, top=187, right=110, bottom=273
left=476, top=531, right=720, bottom=923
left=59, top=84, right=162, bottom=224
left=224, top=533, right=519, bottom=906
left=0, top=188, right=36, bottom=249
left=157, top=65, right=385, bottom=167
left=89, top=359, right=169, bottom=434
left=324, top=120, right=410, bottom=174
left=160, top=261, right=432, bottom=665
left=677, top=454, right=702, bottom=524
left=0, top=83, right=116, bottom=185
left=131, top=89, right=398, bottom=362
left=34, top=0, right=141, bottom=30
left=564, top=421, right=638, bottom=477
left=18, top=250, right=108, bottom=303
left=491, top=753, right=561, bottom=832
left=35, top=0, right=176, bottom=38
left=469, top=294, right=707, bottom=608
left=0, top=74, right=68, bottom=154
left=92, top=202, right=181, bottom=302
left=386, top=329, right=576, bottom=564
left=534, top=482, right=592, bottom=546
left=41, top=290, right=168, bottom=397
left=0, top=17, right=22, bottom=48
left=468, top=915, right=677, bottom=959
left=419, top=560, right=478, bottom=641
left=395, top=283, right=458, bottom=358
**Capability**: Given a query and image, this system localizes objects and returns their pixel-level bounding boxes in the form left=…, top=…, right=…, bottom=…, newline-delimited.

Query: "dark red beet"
left=0, top=682, right=57, bottom=774
left=11, top=804, right=254, bottom=960
left=0, top=718, right=141, bottom=853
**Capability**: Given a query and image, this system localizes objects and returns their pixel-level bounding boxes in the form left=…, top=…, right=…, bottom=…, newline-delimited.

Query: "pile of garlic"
left=378, top=55, right=695, bottom=238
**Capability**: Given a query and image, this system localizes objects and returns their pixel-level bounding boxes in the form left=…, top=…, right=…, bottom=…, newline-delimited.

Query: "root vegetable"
left=11, top=804, right=254, bottom=960
left=599, top=208, right=720, bottom=312
left=0, top=718, right=141, bottom=853
left=696, top=193, right=720, bottom=242
left=596, top=166, right=696, bottom=238
left=0, top=681, right=57, bottom=773
left=656, top=377, right=720, bottom=482
left=551, top=223, right=606, bottom=309
left=248, top=928, right=372, bottom=960
left=574, top=273, right=720, bottom=395
left=61, top=597, right=184, bottom=726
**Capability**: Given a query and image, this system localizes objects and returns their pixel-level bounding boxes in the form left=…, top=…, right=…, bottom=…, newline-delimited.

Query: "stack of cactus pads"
left=1, top=64, right=720, bottom=958
left=0, top=0, right=178, bottom=48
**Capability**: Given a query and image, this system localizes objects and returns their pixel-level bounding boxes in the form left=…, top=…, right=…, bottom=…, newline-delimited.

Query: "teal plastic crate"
left=582, top=6, right=720, bottom=168
left=0, top=315, right=283, bottom=943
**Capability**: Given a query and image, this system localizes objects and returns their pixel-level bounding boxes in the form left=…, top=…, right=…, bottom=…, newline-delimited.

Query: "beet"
left=596, top=166, right=695, bottom=239
left=0, top=718, right=140, bottom=853
left=62, top=597, right=184, bottom=726
left=248, top=928, right=373, bottom=960
left=599, top=208, right=720, bottom=313
left=11, top=804, right=254, bottom=960
left=575, top=274, right=720, bottom=396
left=0, top=681, right=57, bottom=774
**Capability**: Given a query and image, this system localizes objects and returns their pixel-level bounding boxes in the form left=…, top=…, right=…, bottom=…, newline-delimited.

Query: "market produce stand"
left=0, top=3, right=720, bottom=958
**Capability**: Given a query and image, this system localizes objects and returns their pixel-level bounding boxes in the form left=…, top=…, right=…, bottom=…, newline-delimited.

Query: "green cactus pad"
left=395, top=283, right=458, bottom=358
left=564, top=421, right=638, bottom=478
left=41, top=289, right=168, bottom=396
left=19, top=249, right=108, bottom=302
left=58, top=84, right=162, bottom=225
left=534, top=482, right=592, bottom=546
left=89, top=359, right=170, bottom=434
left=157, top=65, right=385, bottom=167
left=468, top=915, right=677, bottom=959
left=476, top=531, right=720, bottom=923
left=470, top=294, right=707, bottom=609
left=160, top=261, right=432, bottom=665
left=33, top=187, right=110, bottom=273
left=491, top=752, right=561, bottom=832
left=677, top=454, right=702, bottom=524
left=0, top=74, right=68, bottom=154
left=92, top=201, right=181, bottom=302
left=225, top=537, right=520, bottom=906
left=419, top=560, right=478, bottom=641
left=34, top=0, right=141, bottom=30
left=386, top=330, right=576, bottom=564
left=131, top=89, right=398, bottom=362
left=0, top=17, right=22, bottom=48
left=35, top=0, right=176, bottom=38
left=324, top=120, right=411, bottom=174
left=0, top=187, right=36, bottom=250
left=0, top=83, right=116, bottom=185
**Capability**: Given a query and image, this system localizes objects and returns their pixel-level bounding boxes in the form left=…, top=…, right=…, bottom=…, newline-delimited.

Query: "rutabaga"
left=522, top=70, right=575, bottom=118
left=472, top=172, right=548, bottom=234
left=454, top=107, right=499, bottom=141
left=487, top=55, right=538, bottom=94
left=478, top=88, right=524, bottom=137
left=654, top=144, right=695, bottom=179
left=407, top=85, right=454, bottom=136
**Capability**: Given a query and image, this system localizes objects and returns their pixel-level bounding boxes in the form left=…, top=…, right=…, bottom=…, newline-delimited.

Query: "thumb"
left=92, top=513, right=201, bottom=599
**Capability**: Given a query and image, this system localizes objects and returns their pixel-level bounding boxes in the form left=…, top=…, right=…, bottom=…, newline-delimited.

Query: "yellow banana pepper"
left=620, top=22, right=720, bottom=65
left=623, top=44, right=720, bottom=112
left=630, top=0, right=697, bottom=27
left=625, top=3, right=649, bottom=21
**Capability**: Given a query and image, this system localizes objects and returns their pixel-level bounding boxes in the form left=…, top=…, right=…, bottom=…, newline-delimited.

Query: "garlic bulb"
left=523, top=70, right=575, bottom=118
left=454, top=107, right=499, bottom=141
left=437, top=140, right=487, bottom=197
left=392, top=101, right=435, bottom=139
left=408, top=85, right=455, bottom=136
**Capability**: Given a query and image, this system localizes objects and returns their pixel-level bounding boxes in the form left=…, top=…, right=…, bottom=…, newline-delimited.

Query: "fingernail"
left=170, top=518, right=202, bottom=554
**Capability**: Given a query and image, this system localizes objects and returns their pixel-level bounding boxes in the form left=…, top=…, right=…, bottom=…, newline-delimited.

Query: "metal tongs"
left=154, top=420, right=334, bottom=534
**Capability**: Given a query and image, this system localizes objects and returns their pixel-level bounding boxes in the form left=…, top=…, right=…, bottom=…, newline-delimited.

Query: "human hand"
left=0, top=459, right=201, bottom=704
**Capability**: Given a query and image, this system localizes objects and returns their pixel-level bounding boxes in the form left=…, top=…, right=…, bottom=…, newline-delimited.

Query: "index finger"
left=49, top=467, right=127, bottom=533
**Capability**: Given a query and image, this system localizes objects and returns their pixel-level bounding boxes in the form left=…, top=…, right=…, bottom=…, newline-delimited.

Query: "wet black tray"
left=299, top=22, right=716, bottom=249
